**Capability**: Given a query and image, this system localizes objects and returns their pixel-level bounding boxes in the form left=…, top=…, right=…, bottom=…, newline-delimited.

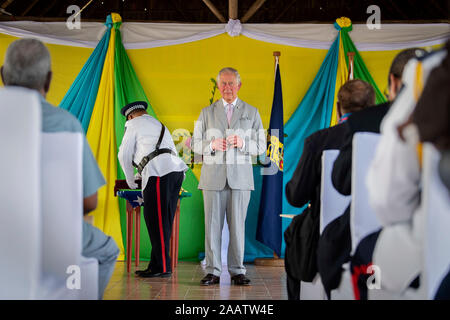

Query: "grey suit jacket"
left=193, top=98, right=266, bottom=191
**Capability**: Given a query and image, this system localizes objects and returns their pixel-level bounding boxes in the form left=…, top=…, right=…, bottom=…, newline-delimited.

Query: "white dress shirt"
left=118, top=114, right=188, bottom=191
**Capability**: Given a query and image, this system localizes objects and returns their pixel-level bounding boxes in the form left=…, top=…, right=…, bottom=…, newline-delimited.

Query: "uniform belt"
left=132, top=120, right=176, bottom=175
left=133, top=148, right=175, bottom=175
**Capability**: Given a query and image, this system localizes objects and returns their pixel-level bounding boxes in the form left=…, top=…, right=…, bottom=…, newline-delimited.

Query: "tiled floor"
left=103, top=261, right=288, bottom=300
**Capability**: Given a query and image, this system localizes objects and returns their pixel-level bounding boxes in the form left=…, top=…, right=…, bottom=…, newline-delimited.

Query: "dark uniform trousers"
left=143, top=171, right=184, bottom=273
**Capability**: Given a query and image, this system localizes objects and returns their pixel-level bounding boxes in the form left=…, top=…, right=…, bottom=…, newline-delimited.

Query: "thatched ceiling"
left=0, top=0, right=448, bottom=23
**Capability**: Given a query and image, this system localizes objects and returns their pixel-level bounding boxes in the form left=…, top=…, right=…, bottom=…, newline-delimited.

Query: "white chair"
left=423, top=143, right=450, bottom=299
left=38, top=132, right=98, bottom=299
left=302, top=150, right=351, bottom=300
left=350, top=133, right=382, bottom=255
left=330, top=264, right=354, bottom=300
left=319, top=150, right=353, bottom=299
left=320, top=150, right=351, bottom=234
left=0, top=87, right=42, bottom=299
left=300, top=275, right=326, bottom=300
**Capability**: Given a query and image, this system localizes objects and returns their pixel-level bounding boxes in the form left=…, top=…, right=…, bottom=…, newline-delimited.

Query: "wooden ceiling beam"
left=39, top=0, right=58, bottom=17
left=169, top=0, right=189, bottom=21
left=274, top=0, right=297, bottom=22
left=1, top=0, right=14, bottom=9
left=241, top=0, right=266, bottom=23
left=229, top=0, right=238, bottom=20
left=201, top=0, right=226, bottom=22
left=21, top=0, right=39, bottom=16
left=386, top=0, right=410, bottom=20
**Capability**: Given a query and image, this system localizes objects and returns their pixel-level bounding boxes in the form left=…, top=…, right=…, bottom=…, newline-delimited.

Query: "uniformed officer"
left=118, top=101, right=188, bottom=278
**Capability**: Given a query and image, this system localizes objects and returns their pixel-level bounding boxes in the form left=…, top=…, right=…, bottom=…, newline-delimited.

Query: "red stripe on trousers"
left=351, top=263, right=373, bottom=300
left=156, top=177, right=166, bottom=273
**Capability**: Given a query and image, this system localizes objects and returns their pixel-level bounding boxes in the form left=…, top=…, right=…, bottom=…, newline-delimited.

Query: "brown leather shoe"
left=200, top=273, right=220, bottom=286
left=231, top=274, right=251, bottom=286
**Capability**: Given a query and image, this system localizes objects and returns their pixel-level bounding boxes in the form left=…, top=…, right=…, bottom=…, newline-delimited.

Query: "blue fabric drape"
left=59, top=19, right=112, bottom=132
left=282, top=35, right=340, bottom=222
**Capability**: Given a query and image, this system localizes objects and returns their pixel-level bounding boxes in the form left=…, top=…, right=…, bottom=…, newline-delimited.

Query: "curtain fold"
left=282, top=34, right=340, bottom=218
left=85, top=15, right=125, bottom=259
left=59, top=27, right=110, bottom=131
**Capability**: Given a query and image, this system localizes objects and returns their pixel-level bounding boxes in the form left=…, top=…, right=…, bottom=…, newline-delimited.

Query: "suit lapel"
left=214, top=100, right=228, bottom=132
left=230, top=99, right=244, bottom=128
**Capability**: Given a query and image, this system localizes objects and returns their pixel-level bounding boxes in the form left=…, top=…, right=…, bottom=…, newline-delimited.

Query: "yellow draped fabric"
left=85, top=27, right=125, bottom=259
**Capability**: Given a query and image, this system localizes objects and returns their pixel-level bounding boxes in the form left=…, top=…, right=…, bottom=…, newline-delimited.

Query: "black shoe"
left=200, top=273, right=220, bottom=286
left=231, top=274, right=251, bottom=286
left=138, top=270, right=172, bottom=278
left=135, top=266, right=151, bottom=276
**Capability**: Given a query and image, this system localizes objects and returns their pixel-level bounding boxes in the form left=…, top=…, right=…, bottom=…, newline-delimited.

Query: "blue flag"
left=256, top=61, right=284, bottom=257
left=117, top=190, right=144, bottom=208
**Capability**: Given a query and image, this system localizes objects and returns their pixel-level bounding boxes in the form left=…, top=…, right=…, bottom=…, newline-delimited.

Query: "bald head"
left=1, top=38, right=52, bottom=94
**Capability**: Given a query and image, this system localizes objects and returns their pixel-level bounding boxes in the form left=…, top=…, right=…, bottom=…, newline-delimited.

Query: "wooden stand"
left=125, top=201, right=141, bottom=273
left=254, top=252, right=285, bottom=267
left=114, top=179, right=183, bottom=273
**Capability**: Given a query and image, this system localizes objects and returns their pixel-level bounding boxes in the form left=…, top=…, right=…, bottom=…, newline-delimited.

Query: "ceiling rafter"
left=21, top=0, right=40, bottom=16
left=1, top=0, right=14, bottom=10
left=201, top=0, right=226, bottom=22
left=274, top=0, right=297, bottom=23
left=169, top=0, right=189, bottom=21
left=39, top=0, right=59, bottom=17
left=242, top=0, right=266, bottom=23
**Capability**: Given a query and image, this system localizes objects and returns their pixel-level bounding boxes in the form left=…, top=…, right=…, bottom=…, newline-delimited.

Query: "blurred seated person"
left=1, top=38, right=119, bottom=299
left=366, top=45, right=447, bottom=298
left=284, top=79, right=375, bottom=299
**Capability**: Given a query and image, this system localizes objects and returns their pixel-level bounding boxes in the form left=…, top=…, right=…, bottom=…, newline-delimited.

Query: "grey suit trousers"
left=203, top=183, right=250, bottom=277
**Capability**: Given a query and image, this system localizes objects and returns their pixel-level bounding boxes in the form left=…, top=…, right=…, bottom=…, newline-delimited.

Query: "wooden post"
left=229, top=0, right=238, bottom=20
left=347, top=52, right=355, bottom=81
left=241, top=0, right=266, bottom=23
left=134, top=206, right=140, bottom=267
left=254, top=51, right=285, bottom=268
left=273, top=51, right=281, bottom=62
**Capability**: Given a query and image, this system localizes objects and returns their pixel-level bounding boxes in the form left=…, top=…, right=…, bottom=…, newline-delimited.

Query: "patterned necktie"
left=226, top=104, right=233, bottom=125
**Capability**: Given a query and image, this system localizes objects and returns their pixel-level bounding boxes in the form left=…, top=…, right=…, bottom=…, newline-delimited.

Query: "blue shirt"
left=40, top=95, right=105, bottom=197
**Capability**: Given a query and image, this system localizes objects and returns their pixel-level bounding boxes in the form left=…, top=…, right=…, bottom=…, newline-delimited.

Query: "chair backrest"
left=320, top=149, right=351, bottom=234
left=41, top=132, right=83, bottom=281
left=422, top=143, right=450, bottom=299
left=350, top=132, right=382, bottom=255
left=0, top=87, right=42, bottom=299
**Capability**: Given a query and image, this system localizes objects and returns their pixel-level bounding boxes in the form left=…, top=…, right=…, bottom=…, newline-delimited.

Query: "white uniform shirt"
left=118, top=114, right=188, bottom=191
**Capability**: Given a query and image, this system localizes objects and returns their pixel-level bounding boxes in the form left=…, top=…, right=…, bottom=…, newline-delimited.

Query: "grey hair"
left=216, top=67, right=241, bottom=85
left=2, top=38, right=51, bottom=90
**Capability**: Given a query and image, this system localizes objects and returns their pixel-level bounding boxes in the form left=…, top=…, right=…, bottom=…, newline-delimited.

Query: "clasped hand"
left=212, top=135, right=243, bottom=151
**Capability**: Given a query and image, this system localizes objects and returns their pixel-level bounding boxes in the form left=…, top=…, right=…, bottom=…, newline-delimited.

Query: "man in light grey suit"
left=193, top=67, right=266, bottom=286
